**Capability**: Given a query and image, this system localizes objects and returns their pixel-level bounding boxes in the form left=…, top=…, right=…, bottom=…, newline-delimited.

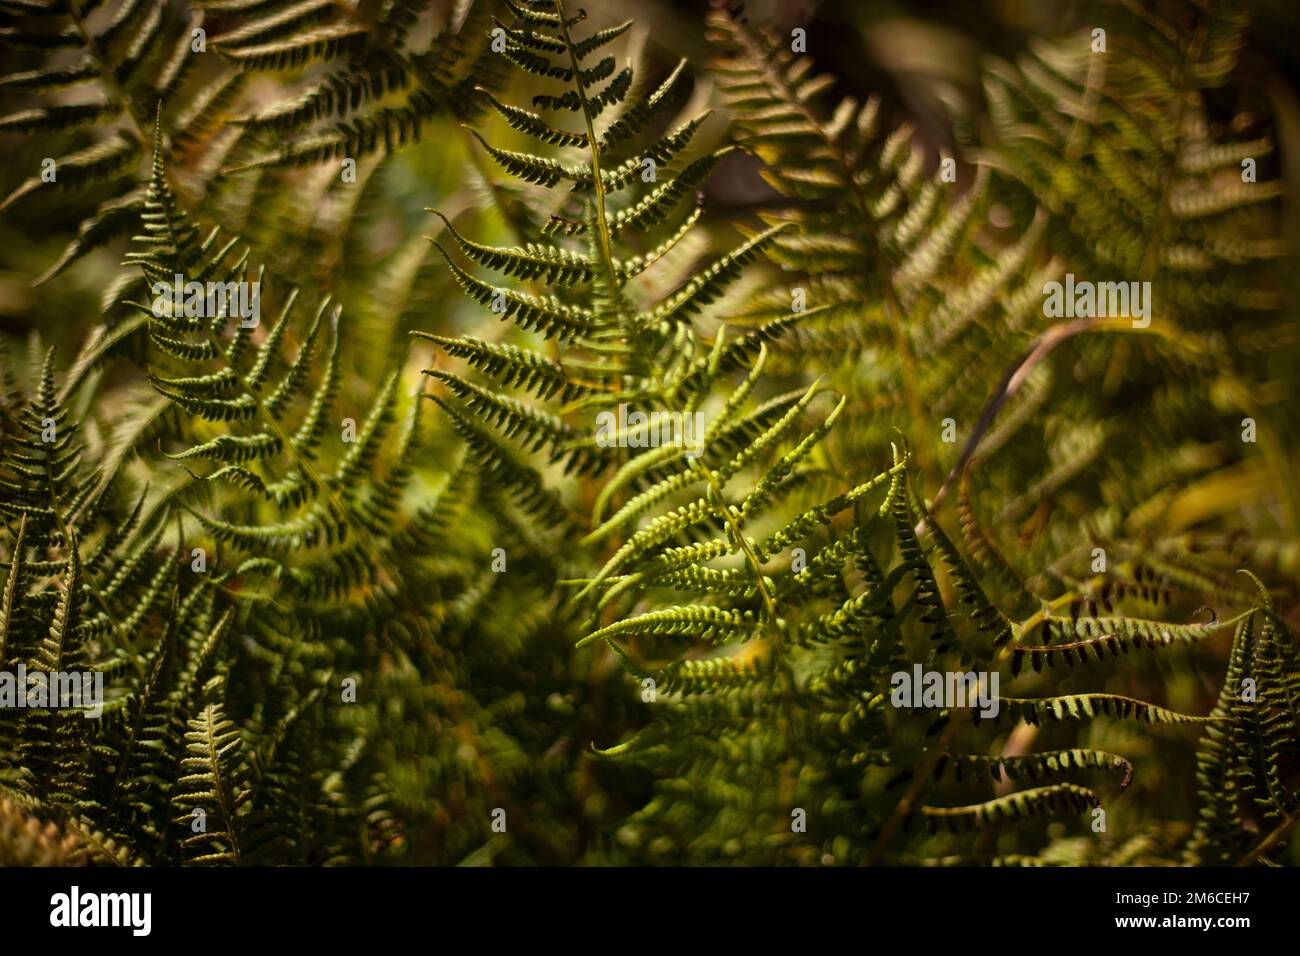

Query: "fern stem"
left=925, top=317, right=1110, bottom=523
left=65, top=0, right=150, bottom=147
left=725, top=12, right=937, bottom=490
left=865, top=698, right=965, bottom=866
left=1238, top=807, right=1300, bottom=866
left=556, top=0, right=618, bottom=287
left=200, top=704, right=242, bottom=865
left=884, top=286, right=935, bottom=493
left=865, top=593, right=1075, bottom=865
left=688, top=457, right=799, bottom=735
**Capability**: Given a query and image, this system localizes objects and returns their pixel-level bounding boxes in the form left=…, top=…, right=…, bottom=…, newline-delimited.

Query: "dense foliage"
left=0, top=0, right=1296, bottom=866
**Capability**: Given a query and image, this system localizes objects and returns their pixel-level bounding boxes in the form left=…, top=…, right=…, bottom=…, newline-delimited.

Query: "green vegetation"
left=0, top=0, right=1296, bottom=866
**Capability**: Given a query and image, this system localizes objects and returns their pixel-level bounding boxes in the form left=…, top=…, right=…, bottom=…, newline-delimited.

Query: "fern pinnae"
left=994, top=693, right=1223, bottom=726
left=172, top=678, right=249, bottom=866
left=921, top=783, right=1101, bottom=833
left=476, top=87, right=589, bottom=148
left=428, top=210, right=594, bottom=286
left=0, top=514, right=27, bottom=669
left=430, top=242, right=595, bottom=342
left=412, top=332, right=594, bottom=404
left=131, top=127, right=402, bottom=577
